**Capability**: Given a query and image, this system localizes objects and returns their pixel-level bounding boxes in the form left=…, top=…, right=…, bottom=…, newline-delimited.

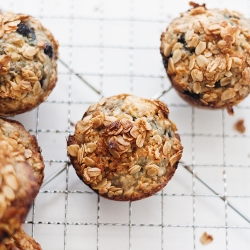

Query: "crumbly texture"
left=0, top=11, right=59, bottom=116
left=160, top=3, right=250, bottom=113
left=1, top=228, right=41, bottom=250
left=0, top=135, right=39, bottom=241
left=234, top=119, right=246, bottom=133
left=0, top=118, right=44, bottom=187
left=67, top=94, right=183, bottom=201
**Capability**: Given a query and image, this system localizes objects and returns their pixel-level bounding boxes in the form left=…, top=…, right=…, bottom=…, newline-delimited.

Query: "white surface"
left=2, top=0, right=250, bottom=249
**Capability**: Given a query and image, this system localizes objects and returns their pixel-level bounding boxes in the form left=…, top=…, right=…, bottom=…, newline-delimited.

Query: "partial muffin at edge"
left=160, top=2, right=250, bottom=113
left=1, top=228, right=42, bottom=250
left=0, top=11, right=59, bottom=116
left=0, top=134, right=39, bottom=241
left=67, top=94, right=183, bottom=201
left=0, top=118, right=44, bottom=187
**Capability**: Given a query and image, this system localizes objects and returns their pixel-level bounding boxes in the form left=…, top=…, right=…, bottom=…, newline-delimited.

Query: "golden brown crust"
left=160, top=3, right=250, bottom=111
left=67, top=94, right=183, bottom=201
left=0, top=135, right=39, bottom=241
left=1, top=228, right=42, bottom=250
left=0, top=11, right=58, bottom=116
left=0, top=118, right=44, bottom=187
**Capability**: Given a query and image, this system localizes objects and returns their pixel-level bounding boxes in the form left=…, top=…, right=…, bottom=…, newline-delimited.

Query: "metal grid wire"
left=2, top=0, right=250, bottom=249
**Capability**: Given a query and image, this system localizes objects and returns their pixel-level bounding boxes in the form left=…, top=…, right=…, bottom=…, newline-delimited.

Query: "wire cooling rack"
left=2, top=0, right=250, bottom=249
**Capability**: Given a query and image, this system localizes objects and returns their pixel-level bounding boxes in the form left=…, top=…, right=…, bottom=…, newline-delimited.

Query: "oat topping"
left=67, top=94, right=183, bottom=201
left=0, top=11, right=58, bottom=116
left=0, top=118, right=44, bottom=187
left=160, top=3, right=250, bottom=111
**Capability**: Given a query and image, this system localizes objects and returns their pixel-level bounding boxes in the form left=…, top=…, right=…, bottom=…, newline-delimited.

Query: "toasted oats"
left=168, top=57, right=176, bottom=73
left=169, top=152, right=182, bottom=166
left=193, top=82, right=201, bottom=94
left=2, top=185, right=15, bottom=201
left=129, top=165, right=141, bottom=175
left=234, top=83, right=242, bottom=91
left=220, top=77, right=232, bottom=86
left=77, top=145, right=85, bottom=164
left=4, top=174, right=19, bottom=191
left=185, top=29, right=194, bottom=41
left=130, top=126, right=140, bottom=138
left=84, top=157, right=96, bottom=167
left=145, top=164, right=159, bottom=177
left=208, top=23, right=221, bottom=33
left=163, top=44, right=172, bottom=57
left=136, top=134, right=145, bottom=148
left=195, top=41, right=206, bottom=55
left=191, top=69, right=203, bottom=82
left=84, top=142, right=97, bottom=153
left=87, top=168, right=101, bottom=177
left=196, top=55, right=208, bottom=67
left=0, top=194, right=6, bottom=219
left=24, top=148, right=32, bottom=158
left=163, top=141, right=171, bottom=156
left=221, top=88, right=236, bottom=100
left=108, top=148, right=120, bottom=158
left=154, top=148, right=160, bottom=159
left=98, top=97, right=107, bottom=106
left=172, top=49, right=182, bottom=64
left=67, top=144, right=80, bottom=157
left=189, top=57, right=196, bottom=71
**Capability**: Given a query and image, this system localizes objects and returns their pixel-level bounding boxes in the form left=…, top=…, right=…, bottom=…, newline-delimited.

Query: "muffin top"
left=0, top=118, right=44, bottom=187
left=67, top=94, right=183, bottom=201
left=0, top=11, right=58, bottom=116
left=0, top=134, right=39, bottom=240
left=160, top=3, right=250, bottom=112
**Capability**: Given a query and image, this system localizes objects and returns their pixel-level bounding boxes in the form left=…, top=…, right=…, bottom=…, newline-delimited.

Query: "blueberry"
left=39, top=76, right=46, bottom=87
left=177, top=34, right=187, bottom=47
left=184, top=90, right=201, bottom=100
left=168, top=131, right=172, bottom=138
left=177, top=33, right=195, bottom=54
left=16, top=22, right=36, bottom=40
left=214, top=81, right=221, bottom=88
left=44, top=44, right=53, bottom=58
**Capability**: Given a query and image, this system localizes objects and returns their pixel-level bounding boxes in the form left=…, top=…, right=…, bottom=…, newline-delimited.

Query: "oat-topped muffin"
left=0, top=11, right=58, bottom=116
left=0, top=134, right=39, bottom=240
left=1, top=228, right=42, bottom=250
left=67, top=94, right=183, bottom=201
left=0, top=118, right=44, bottom=187
left=160, top=2, right=250, bottom=114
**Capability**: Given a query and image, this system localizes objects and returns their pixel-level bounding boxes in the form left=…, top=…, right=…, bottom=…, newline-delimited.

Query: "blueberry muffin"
left=1, top=228, right=42, bottom=250
left=160, top=2, right=250, bottom=114
left=0, top=11, right=59, bottom=116
left=67, top=94, right=183, bottom=201
left=0, top=118, right=44, bottom=187
left=0, top=134, right=39, bottom=241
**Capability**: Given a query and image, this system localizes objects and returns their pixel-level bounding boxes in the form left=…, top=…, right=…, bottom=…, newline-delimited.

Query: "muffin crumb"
left=234, top=119, right=246, bottom=133
left=200, top=232, right=213, bottom=245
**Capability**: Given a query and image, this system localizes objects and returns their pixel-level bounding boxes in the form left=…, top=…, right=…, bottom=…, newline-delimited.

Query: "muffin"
left=0, top=11, right=59, bottom=116
left=160, top=2, right=250, bottom=114
left=1, top=228, right=42, bottom=250
left=0, top=118, right=44, bottom=187
left=0, top=134, right=39, bottom=240
left=67, top=94, right=183, bottom=201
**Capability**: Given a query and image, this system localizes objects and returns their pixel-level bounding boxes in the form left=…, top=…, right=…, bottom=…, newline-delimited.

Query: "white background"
left=1, top=0, right=250, bottom=249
